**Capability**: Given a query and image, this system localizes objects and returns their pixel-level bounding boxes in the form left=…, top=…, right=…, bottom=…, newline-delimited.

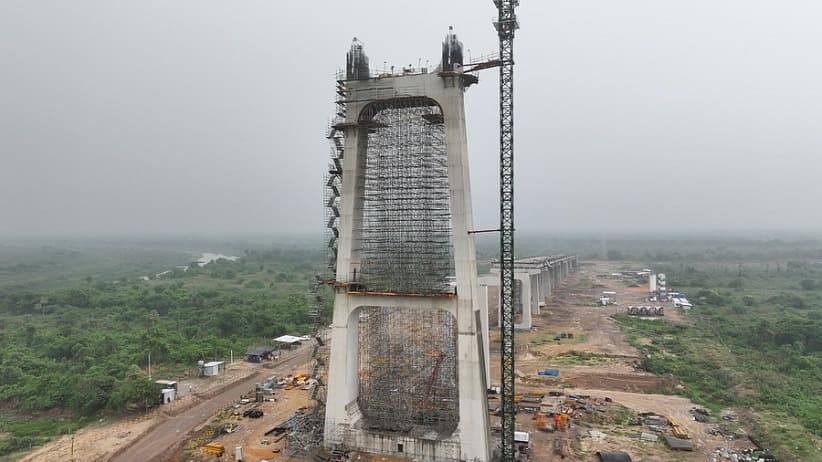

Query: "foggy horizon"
left=2, top=1, right=821, bottom=237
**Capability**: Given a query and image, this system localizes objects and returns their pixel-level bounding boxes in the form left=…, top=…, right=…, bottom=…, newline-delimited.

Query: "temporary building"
left=160, top=388, right=176, bottom=404
left=274, top=334, right=311, bottom=349
left=203, top=361, right=224, bottom=377
left=245, top=346, right=277, bottom=363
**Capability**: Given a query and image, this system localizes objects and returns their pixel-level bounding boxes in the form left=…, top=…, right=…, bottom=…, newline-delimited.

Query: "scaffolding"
left=323, top=78, right=346, bottom=280
left=357, top=306, right=459, bottom=438
left=287, top=277, right=331, bottom=457
left=356, top=97, right=454, bottom=295
left=287, top=74, right=347, bottom=458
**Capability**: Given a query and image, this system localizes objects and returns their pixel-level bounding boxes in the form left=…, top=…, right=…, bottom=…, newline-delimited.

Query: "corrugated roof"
left=274, top=335, right=310, bottom=343
left=245, top=346, right=276, bottom=356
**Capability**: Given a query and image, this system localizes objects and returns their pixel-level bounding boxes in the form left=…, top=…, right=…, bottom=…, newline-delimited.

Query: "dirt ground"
left=491, top=261, right=758, bottom=462
left=183, top=384, right=314, bottom=462
left=17, top=346, right=312, bottom=462
left=17, top=262, right=758, bottom=462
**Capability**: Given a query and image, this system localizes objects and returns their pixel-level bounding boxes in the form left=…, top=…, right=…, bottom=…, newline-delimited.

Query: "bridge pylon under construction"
left=323, top=31, right=491, bottom=462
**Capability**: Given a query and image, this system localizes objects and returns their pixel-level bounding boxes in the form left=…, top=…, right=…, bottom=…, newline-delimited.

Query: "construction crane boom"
left=494, top=0, right=519, bottom=460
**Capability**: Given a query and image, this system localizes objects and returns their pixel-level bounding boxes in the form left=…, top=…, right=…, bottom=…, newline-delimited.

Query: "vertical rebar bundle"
left=357, top=98, right=454, bottom=294
left=357, top=306, right=458, bottom=436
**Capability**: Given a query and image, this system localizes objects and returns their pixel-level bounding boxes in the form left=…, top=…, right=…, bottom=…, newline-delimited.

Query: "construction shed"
left=273, top=334, right=310, bottom=350
left=202, top=361, right=224, bottom=376
left=245, top=346, right=276, bottom=363
left=597, top=451, right=632, bottom=462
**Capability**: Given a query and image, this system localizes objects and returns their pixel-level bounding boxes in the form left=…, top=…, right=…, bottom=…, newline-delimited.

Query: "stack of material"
left=202, top=442, right=225, bottom=456
left=639, top=413, right=667, bottom=433
left=663, top=434, right=694, bottom=451
left=518, top=393, right=543, bottom=412
left=667, top=416, right=690, bottom=439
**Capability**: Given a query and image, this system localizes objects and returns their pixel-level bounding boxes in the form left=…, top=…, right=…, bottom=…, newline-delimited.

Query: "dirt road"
left=489, top=261, right=758, bottom=461
left=110, top=346, right=312, bottom=462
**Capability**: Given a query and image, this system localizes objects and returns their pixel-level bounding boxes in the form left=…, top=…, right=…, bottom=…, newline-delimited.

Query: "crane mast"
left=494, top=0, right=519, bottom=460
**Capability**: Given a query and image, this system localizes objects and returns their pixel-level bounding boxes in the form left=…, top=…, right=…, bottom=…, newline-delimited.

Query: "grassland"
left=611, top=256, right=822, bottom=461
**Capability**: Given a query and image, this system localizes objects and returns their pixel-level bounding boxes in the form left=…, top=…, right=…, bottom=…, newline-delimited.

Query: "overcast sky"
left=1, top=1, right=820, bottom=236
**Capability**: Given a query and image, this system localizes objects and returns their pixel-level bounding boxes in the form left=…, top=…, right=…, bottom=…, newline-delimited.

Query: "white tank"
left=234, top=446, right=243, bottom=461
left=649, top=274, right=657, bottom=292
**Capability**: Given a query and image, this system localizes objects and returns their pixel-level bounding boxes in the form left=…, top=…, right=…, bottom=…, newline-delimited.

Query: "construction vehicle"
left=534, top=411, right=552, bottom=432
left=599, top=291, right=617, bottom=305
left=552, top=413, right=568, bottom=432
left=671, top=293, right=693, bottom=309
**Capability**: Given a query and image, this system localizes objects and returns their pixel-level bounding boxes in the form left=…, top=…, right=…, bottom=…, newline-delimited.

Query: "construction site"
left=234, top=2, right=756, bottom=458
left=33, top=17, right=770, bottom=462
left=147, top=261, right=766, bottom=462
left=239, top=14, right=762, bottom=460
left=18, top=4, right=776, bottom=462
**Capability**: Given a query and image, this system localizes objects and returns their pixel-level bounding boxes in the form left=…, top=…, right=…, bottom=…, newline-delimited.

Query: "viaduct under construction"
left=305, top=28, right=577, bottom=462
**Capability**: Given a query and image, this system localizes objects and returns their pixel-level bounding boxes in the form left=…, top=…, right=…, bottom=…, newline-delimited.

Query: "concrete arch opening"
left=356, top=306, right=459, bottom=438
left=355, top=97, right=454, bottom=295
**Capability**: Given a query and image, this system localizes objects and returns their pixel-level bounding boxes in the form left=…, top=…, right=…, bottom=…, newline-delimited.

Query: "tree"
left=108, top=376, right=157, bottom=411
left=70, top=375, right=116, bottom=415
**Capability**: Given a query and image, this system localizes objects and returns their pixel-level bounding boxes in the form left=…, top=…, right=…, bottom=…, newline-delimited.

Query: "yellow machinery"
left=202, top=442, right=225, bottom=456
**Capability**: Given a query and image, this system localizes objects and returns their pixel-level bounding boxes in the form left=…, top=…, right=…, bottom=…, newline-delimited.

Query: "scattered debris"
left=691, top=407, right=711, bottom=422
left=589, top=430, right=608, bottom=441
left=213, top=423, right=238, bottom=437
left=553, top=438, right=571, bottom=457
left=640, top=432, right=659, bottom=442
left=663, top=434, right=694, bottom=451
left=596, top=451, right=633, bottom=462
left=243, top=408, right=264, bottom=418
left=709, top=447, right=779, bottom=461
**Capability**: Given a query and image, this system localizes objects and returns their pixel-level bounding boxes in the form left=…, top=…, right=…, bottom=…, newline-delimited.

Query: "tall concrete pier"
left=481, top=255, right=578, bottom=330
left=323, top=32, right=491, bottom=461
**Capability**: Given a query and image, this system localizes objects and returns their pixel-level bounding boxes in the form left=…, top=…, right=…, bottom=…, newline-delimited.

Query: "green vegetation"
left=0, top=238, right=328, bottom=456
left=547, top=350, right=609, bottom=366
left=614, top=259, right=822, bottom=461
left=4, top=234, right=822, bottom=459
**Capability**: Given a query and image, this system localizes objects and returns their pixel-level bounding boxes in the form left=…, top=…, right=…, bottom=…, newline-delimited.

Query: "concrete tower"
left=323, top=32, right=491, bottom=462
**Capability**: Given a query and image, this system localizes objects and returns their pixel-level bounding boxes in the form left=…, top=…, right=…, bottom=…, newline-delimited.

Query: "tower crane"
left=493, top=0, right=520, bottom=460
